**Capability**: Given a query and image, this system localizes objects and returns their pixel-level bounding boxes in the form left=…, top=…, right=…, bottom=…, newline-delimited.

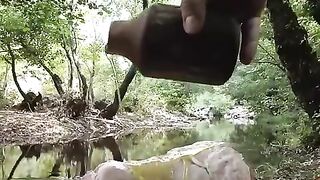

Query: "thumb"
left=181, top=0, right=206, bottom=34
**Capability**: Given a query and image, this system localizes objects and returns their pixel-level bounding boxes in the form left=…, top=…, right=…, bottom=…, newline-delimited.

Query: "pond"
left=0, top=120, right=268, bottom=180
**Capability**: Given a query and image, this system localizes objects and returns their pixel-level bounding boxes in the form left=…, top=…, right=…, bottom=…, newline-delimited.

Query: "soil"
left=0, top=109, right=198, bottom=147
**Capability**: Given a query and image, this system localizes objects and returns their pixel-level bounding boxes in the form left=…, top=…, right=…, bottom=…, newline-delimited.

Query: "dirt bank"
left=0, top=110, right=197, bottom=146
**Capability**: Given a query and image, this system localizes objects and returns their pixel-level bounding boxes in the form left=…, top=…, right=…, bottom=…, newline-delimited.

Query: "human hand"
left=180, top=0, right=267, bottom=65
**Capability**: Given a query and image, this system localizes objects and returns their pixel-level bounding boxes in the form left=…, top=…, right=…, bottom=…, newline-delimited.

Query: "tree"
left=100, top=0, right=149, bottom=119
left=267, top=0, right=320, bottom=147
left=307, top=0, right=320, bottom=24
left=0, top=1, right=69, bottom=97
left=81, top=42, right=103, bottom=102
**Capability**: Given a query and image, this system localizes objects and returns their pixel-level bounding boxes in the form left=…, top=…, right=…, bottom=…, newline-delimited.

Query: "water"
left=0, top=121, right=255, bottom=180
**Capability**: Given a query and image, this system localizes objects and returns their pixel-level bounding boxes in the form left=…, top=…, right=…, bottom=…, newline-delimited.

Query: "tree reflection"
left=50, top=136, right=123, bottom=178
left=7, top=144, right=42, bottom=180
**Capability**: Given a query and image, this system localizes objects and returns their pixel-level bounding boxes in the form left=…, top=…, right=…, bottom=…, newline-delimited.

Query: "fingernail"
left=185, top=16, right=198, bottom=34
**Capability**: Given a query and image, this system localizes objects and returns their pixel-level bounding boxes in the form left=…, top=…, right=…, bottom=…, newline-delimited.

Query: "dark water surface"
left=0, top=121, right=247, bottom=180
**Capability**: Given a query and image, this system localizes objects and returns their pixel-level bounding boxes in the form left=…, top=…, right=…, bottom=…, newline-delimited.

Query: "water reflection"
left=1, top=136, right=123, bottom=179
left=0, top=121, right=236, bottom=179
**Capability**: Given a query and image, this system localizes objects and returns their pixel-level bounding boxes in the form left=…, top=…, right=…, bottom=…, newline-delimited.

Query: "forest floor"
left=0, top=109, right=198, bottom=146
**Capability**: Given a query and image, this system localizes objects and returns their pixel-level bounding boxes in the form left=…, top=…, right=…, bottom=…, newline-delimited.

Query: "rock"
left=81, top=141, right=254, bottom=180
left=224, top=106, right=255, bottom=125
left=66, top=98, right=87, bottom=118
left=189, top=107, right=223, bottom=123
left=94, top=99, right=111, bottom=110
left=12, top=92, right=43, bottom=112
left=81, top=161, right=134, bottom=180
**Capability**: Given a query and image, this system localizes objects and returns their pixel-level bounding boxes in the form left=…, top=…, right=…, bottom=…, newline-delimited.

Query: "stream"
left=0, top=120, right=245, bottom=180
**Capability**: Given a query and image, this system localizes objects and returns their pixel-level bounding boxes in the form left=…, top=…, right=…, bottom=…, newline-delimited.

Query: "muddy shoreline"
left=0, top=110, right=197, bottom=147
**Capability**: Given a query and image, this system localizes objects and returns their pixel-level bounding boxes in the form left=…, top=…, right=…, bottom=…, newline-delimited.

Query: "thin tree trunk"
left=100, top=0, right=148, bottom=119
left=62, top=38, right=87, bottom=100
left=88, top=60, right=95, bottom=102
left=69, top=25, right=88, bottom=100
left=6, top=44, right=28, bottom=101
left=267, top=0, right=320, bottom=148
left=100, top=64, right=137, bottom=119
left=62, top=39, right=74, bottom=91
left=2, top=63, right=9, bottom=96
left=73, top=60, right=88, bottom=100
left=7, top=151, right=27, bottom=180
left=67, top=54, right=74, bottom=90
left=62, top=38, right=84, bottom=100
left=39, top=61, right=65, bottom=96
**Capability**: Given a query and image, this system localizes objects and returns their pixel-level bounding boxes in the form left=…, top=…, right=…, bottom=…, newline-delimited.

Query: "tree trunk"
left=62, top=39, right=74, bottom=91
left=74, top=60, right=88, bottom=101
left=88, top=60, right=95, bottom=102
left=39, top=61, right=65, bottom=96
left=68, top=54, right=74, bottom=90
left=62, top=35, right=88, bottom=100
left=70, top=24, right=88, bottom=101
left=6, top=43, right=28, bottom=101
left=100, top=65, right=137, bottom=119
left=100, top=0, right=148, bottom=119
left=19, top=42, right=65, bottom=97
left=307, top=0, right=320, bottom=24
left=267, top=0, right=320, bottom=148
left=7, top=149, right=27, bottom=180
left=1, top=63, right=9, bottom=96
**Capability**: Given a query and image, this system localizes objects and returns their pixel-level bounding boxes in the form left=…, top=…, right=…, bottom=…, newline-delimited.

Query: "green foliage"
left=154, top=81, right=191, bottom=112
left=120, top=78, right=193, bottom=114
left=289, top=0, right=320, bottom=54
left=229, top=111, right=309, bottom=178
left=186, top=88, right=234, bottom=114
left=93, top=56, right=128, bottom=100
left=226, top=43, right=297, bottom=115
left=222, top=2, right=319, bottom=176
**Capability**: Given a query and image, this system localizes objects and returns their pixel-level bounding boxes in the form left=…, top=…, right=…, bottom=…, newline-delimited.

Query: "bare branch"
left=258, top=43, right=279, bottom=62
left=2, top=57, right=11, bottom=64
left=256, top=43, right=286, bottom=72
left=0, top=48, right=23, bottom=54
left=254, top=60, right=286, bottom=72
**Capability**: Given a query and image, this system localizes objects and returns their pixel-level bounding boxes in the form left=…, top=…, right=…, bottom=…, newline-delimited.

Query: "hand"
left=181, top=0, right=267, bottom=65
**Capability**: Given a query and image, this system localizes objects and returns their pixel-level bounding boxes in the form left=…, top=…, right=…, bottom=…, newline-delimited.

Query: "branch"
left=256, top=43, right=286, bottom=71
left=0, top=48, right=22, bottom=53
left=143, top=0, right=148, bottom=9
left=19, top=40, right=38, bottom=56
left=83, top=60, right=92, bottom=74
left=71, top=25, right=78, bottom=53
left=2, top=56, right=11, bottom=64
left=254, top=60, right=286, bottom=72
left=258, top=43, right=279, bottom=62
left=61, top=38, right=74, bottom=64
left=6, top=43, right=28, bottom=101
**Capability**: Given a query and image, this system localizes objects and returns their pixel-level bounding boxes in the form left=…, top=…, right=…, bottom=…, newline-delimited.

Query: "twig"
left=255, top=60, right=286, bottom=72
left=2, top=57, right=11, bottom=64
left=254, top=44, right=286, bottom=72
left=258, top=43, right=278, bottom=62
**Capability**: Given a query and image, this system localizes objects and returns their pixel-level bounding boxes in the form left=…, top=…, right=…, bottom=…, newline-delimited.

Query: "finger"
left=181, top=0, right=206, bottom=34
left=239, top=17, right=261, bottom=65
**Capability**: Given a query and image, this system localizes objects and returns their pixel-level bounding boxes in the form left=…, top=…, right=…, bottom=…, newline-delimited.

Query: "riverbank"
left=0, top=110, right=198, bottom=146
